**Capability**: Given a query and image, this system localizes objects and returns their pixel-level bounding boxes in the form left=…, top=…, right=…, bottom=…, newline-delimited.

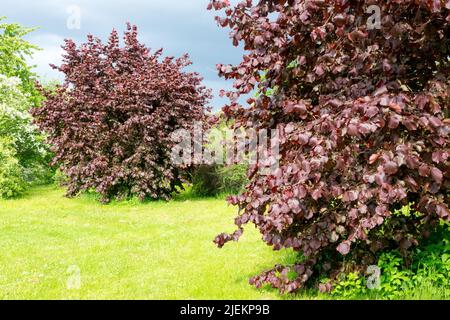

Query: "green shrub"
left=52, top=168, right=68, bottom=187
left=191, top=164, right=248, bottom=197
left=217, top=164, right=248, bottom=195
left=328, top=222, right=450, bottom=299
left=0, top=19, right=53, bottom=196
left=191, top=165, right=221, bottom=197
left=330, top=272, right=366, bottom=299
left=0, top=75, right=52, bottom=192
left=0, top=138, right=26, bottom=198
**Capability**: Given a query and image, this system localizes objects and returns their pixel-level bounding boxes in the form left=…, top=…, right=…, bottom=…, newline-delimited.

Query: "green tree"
left=0, top=17, right=40, bottom=106
left=0, top=19, right=51, bottom=197
left=0, top=75, right=46, bottom=167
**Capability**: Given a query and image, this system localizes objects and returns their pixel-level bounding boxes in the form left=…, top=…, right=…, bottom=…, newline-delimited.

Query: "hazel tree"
left=33, top=24, right=211, bottom=202
left=209, top=0, right=449, bottom=293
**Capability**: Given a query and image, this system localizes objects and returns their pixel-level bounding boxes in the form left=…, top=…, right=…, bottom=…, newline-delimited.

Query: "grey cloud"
left=2, top=0, right=244, bottom=110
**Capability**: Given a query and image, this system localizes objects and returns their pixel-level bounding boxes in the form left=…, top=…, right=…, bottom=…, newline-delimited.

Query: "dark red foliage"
left=32, top=24, right=211, bottom=202
left=209, top=0, right=449, bottom=292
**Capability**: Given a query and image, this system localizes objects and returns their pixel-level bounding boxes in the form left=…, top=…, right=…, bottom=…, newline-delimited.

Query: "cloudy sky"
left=2, top=0, right=243, bottom=110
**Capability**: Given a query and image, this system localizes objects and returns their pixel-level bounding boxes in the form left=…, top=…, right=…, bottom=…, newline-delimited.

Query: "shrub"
left=32, top=24, right=211, bottom=202
left=209, top=0, right=449, bottom=293
left=192, top=165, right=221, bottom=197
left=52, top=168, right=68, bottom=187
left=0, top=19, right=51, bottom=193
left=329, top=222, right=450, bottom=299
left=0, top=138, right=26, bottom=198
left=192, top=163, right=248, bottom=197
left=217, top=164, right=248, bottom=195
left=191, top=116, right=249, bottom=197
left=0, top=75, right=47, bottom=167
left=0, top=75, right=50, bottom=193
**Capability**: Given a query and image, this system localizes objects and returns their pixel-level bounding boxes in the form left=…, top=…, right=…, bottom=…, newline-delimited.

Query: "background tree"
left=191, top=115, right=249, bottom=197
left=33, top=24, right=211, bottom=202
left=0, top=75, right=46, bottom=167
left=209, top=0, right=449, bottom=293
left=0, top=17, right=41, bottom=106
left=0, top=18, right=50, bottom=198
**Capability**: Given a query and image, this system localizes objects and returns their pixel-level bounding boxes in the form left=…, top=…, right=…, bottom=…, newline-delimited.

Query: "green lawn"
left=0, top=185, right=301, bottom=300
left=0, top=186, right=446, bottom=300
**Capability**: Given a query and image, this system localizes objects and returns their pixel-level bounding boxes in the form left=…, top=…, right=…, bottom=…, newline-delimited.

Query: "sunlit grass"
left=0, top=186, right=446, bottom=300
left=0, top=185, right=298, bottom=299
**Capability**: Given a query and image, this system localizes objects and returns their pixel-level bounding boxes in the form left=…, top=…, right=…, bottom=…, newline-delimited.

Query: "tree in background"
left=0, top=74, right=47, bottom=166
left=0, top=137, right=26, bottom=198
left=209, top=0, right=449, bottom=292
left=0, top=19, right=50, bottom=198
left=191, top=115, right=249, bottom=197
left=33, top=24, right=211, bottom=202
left=0, top=17, right=41, bottom=106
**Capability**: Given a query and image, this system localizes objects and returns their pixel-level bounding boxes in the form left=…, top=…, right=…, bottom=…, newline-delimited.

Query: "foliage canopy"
left=209, top=0, right=449, bottom=292
left=33, top=25, right=211, bottom=202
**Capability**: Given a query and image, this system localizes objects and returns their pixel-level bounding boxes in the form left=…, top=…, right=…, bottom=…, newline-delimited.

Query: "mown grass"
left=0, top=185, right=299, bottom=299
left=0, top=186, right=446, bottom=300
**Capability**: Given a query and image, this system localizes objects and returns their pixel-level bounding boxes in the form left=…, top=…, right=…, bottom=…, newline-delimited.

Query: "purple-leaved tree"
left=33, top=24, right=211, bottom=202
left=209, top=0, right=449, bottom=292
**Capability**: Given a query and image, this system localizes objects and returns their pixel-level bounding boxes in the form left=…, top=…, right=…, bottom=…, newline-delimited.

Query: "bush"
left=192, top=165, right=221, bottom=197
left=192, top=164, right=248, bottom=197
left=329, top=222, right=450, bottom=299
left=0, top=20, right=51, bottom=194
left=217, top=164, right=248, bottom=195
left=52, top=168, right=68, bottom=187
left=32, top=24, right=211, bottom=202
left=191, top=116, right=249, bottom=197
left=0, top=138, right=26, bottom=198
left=209, top=0, right=449, bottom=293
left=0, top=75, right=47, bottom=167
left=0, top=75, right=50, bottom=194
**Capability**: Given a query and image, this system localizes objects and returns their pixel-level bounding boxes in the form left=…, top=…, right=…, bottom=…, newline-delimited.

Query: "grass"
left=0, top=186, right=447, bottom=300
left=0, top=185, right=300, bottom=300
